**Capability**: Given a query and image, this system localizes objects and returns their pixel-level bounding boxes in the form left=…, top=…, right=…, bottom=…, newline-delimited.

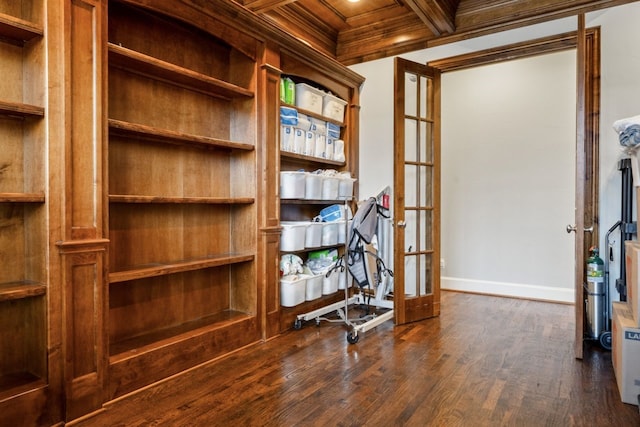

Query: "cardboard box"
left=612, top=302, right=640, bottom=405
left=624, top=240, right=640, bottom=325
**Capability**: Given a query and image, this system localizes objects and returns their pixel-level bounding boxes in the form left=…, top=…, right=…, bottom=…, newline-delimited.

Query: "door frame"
left=428, top=26, right=600, bottom=360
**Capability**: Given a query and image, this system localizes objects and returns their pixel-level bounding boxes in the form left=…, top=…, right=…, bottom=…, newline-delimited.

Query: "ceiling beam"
left=243, top=0, right=299, bottom=14
left=404, top=0, right=456, bottom=35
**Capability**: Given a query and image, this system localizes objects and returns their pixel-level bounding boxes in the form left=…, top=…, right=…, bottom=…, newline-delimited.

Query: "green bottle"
left=586, top=247, right=604, bottom=283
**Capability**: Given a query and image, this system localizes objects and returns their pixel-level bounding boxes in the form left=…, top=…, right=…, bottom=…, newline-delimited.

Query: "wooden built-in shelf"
left=0, top=373, right=46, bottom=401
left=0, top=193, right=45, bottom=203
left=108, top=119, right=254, bottom=151
left=109, top=310, right=252, bottom=360
left=109, top=253, right=255, bottom=284
left=108, top=43, right=254, bottom=99
left=0, top=281, right=46, bottom=302
left=0, top=100, right=44, bottom=119
left=280, top=198, right=351, bottom=205
left=109, top=194, right=254, bottom=204
left=0, top=13, right=43, bottom=43
left=280, top=102, right=345, bottom=127
left=281, top=151, right=345, bottom=167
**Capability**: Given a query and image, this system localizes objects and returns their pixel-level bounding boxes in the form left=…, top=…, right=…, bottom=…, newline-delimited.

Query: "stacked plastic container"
left=278, top=77, right=353, bottom=308
left=280, top=169, right=356, bottom=201
left=279, top=77, right=347, bottom=162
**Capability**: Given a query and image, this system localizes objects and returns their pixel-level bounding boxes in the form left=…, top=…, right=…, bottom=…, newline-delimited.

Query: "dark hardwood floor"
left=71, top=291, right=639, bottom=426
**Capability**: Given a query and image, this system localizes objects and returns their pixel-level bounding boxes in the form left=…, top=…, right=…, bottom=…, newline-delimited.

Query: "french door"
left=393, top=57, right=441, bottom=324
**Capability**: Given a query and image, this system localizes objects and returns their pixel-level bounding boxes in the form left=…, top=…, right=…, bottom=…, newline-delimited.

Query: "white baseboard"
left=441, top=276, right=575, bottom=303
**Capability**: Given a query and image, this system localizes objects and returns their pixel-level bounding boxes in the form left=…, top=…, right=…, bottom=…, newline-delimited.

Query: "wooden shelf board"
left=0, top=373, right=46, bottom=401
left=108, top=43, right=254, bottom=99
left=280, top=102, right=345, bottom=127
left=109, top=310, right=252, bottom=361
left=280, top=198, right=351, bottom=204
left=0, top=193, right=45, bottom=203
left=281, top=151, right=345, bottom=167
left=0, top=281, right=46, bottom=302
left=108, top=119, right=254, bottom=152
left=109, top=194, right=254, bottom=204
left=109, top=253, right=255, bottom=283
left=0, top=13, right=43, bottom=42
left=0, top=100, right=44, bottom=119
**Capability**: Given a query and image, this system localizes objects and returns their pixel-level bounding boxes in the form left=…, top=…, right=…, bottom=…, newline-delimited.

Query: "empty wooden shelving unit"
left=0, top=0, right=364, bottom=424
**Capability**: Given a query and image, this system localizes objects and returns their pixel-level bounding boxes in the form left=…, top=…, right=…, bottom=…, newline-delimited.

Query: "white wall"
left=439, top=52, right=576, bottom=302
left=350, top=3, right=640, bottom=303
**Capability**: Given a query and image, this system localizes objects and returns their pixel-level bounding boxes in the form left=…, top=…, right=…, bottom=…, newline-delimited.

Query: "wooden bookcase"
left=0, top=1, right=48, bottom=423
left=273, top=51, right=363, bottom=333
left=0, top=0, right=364, bottom=423
left=105, top=1, right=259, bottom=398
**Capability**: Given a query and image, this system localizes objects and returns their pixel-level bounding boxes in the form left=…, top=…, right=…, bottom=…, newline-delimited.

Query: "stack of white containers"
left=278, top=78, right=351, bottom=309
left=280, top=169, right=356, bottom=201
left=279, top=79, right=347, bottom=162
left=278, top=204, right=353, bottom=308
left=613, top=240, right=640, bottom=405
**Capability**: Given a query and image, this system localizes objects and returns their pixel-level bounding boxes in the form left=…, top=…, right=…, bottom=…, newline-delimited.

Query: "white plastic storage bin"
left=305, top=273, right=323, bottom=301
left=295, top=83, right=324, bottom=115
left=338, top=268, right=351, bottom=290
left=322, top=176, right=339, bottom=200
left=338, top=177, right=356, bottom=199
left=305, top=222, right=323, bottom=248
left=323, top=268, right=340, bottom=295
left=280, top=275, right=306, bottom=307
left=321, top=222, right=339, bottom=246
left=337, top=220, right=352, bottom=244
left=323, top=93, right=347, bottom=122
left=280, top=171, right=306, bottom=199
left=280, top=221, right=307, bottom=251
left=305, top=173, right=323, bottom=200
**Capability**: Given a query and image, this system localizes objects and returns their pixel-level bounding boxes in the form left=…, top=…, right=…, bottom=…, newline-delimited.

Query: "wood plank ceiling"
left=237, top=0, right=637, bottom=65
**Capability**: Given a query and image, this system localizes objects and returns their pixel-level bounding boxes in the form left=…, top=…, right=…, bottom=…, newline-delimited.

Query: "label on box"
left=626, top=330, right=640, bottom=341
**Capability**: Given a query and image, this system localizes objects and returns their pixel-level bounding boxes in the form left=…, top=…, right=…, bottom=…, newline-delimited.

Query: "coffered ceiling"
left=237, top=0, right=637, bottom=65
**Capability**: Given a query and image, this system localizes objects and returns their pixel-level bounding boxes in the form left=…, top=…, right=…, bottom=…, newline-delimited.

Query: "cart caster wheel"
left=347, top=331, right=359, bottom=344
left=293, top=319, right=303, bottom=330
left=599, top=331, right=612, bottom=350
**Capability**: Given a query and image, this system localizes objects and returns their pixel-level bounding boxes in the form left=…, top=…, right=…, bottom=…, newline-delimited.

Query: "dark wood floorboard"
left=72, top=291, right=639, bottom=426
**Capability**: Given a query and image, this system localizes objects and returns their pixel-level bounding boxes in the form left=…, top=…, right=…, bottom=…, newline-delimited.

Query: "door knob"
left=396, top=220, right=407, bottom=229
left=566, top=224, right=594, bottom=233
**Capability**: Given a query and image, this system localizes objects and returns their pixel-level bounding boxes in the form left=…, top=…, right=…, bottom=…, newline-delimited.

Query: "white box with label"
left=612, top=302, right=640, bottom=405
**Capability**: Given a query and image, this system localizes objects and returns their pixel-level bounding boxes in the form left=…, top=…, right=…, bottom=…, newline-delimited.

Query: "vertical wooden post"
left=53, top=0, right=108, bottom=419
left=575, top=13, right=586, bottom=360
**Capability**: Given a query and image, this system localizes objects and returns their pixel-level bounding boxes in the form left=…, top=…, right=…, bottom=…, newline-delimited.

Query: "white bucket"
left=322, top=268, right=339, bottom=295
left=321, top=222, right=339, bottom=246
left=322, top=176, right=339, bottom=200
left=338, top=269, right=351, bottom=290
left=337, top=220, right=352, bottom=244
left=305, top=273, right=323, bottom=301
left=280, top=221, right=307, bottom=251
left=280, top=275, right=306, bottom=307
left=305, top=222, right=323, bottom=248
left=338, top=177, right=356, bottom=199
left=305, top=173, right=323, bottom=200
left=280, top=171, right=306, bottom=199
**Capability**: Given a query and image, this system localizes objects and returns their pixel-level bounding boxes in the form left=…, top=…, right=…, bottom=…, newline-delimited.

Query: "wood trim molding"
left=428, top=28, right=599, bottom=72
